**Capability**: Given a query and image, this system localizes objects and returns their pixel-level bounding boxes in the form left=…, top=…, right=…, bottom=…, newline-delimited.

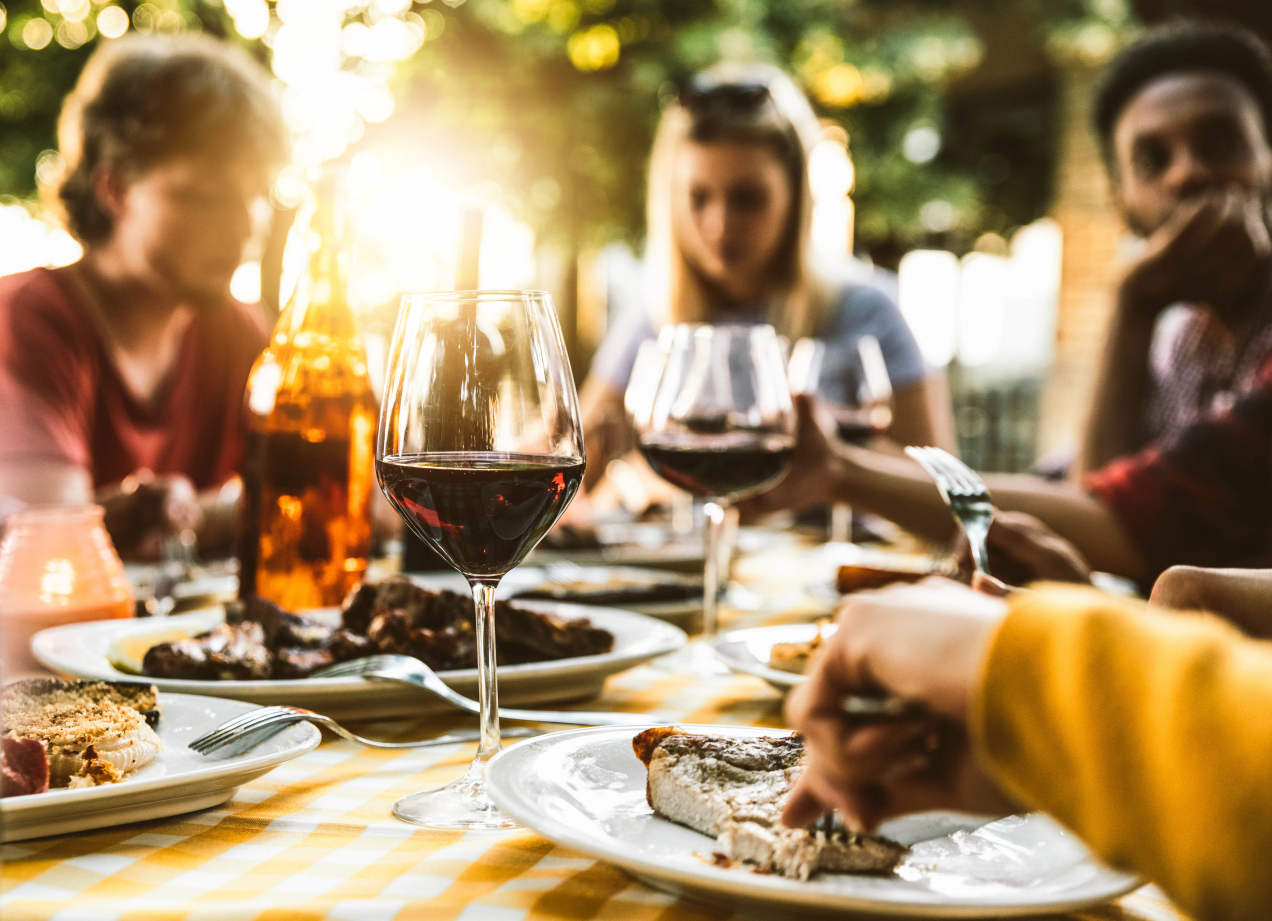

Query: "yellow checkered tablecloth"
left=1, top=544, right=1192, bottom=921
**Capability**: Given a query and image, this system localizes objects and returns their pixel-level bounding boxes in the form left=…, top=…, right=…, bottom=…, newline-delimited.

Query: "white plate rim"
left=710, top=624, right=827, bottom=689
left=486, top=724, right=1141, bottom=918
left=0, top=691, right=320, bottom=815
left=30, top=600, right=687, bottom=693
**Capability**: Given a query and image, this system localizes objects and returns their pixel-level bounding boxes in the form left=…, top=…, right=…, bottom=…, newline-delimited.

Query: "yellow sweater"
left=972, top=585, right=1272, bottom=921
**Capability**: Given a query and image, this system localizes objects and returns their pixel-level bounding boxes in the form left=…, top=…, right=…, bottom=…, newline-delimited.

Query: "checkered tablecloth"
left=1, top=543, right=1191, bottom=921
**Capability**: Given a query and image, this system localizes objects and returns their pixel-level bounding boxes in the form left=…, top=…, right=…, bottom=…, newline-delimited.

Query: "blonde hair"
left=644, top=64, right=831, bottom=340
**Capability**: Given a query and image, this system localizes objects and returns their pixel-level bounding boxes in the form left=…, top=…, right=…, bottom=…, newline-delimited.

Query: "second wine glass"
left=377, top=290, right=584, bottom=830
left=632, top=324, right=795, bottom=637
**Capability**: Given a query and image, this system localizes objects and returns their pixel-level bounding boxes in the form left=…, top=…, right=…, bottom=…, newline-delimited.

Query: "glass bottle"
left=239, top=168, right=376, bottom=609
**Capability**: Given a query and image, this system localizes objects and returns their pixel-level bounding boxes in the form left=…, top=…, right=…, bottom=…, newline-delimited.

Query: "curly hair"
left=55, top=35, right=288, bottom=244
left=1094, top=20, right=1272, bottom=165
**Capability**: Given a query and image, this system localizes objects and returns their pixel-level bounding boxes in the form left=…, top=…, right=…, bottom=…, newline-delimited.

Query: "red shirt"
left=0, top=267, right=267, bottom=490
left=1086, top=356, right=1272, bottom=580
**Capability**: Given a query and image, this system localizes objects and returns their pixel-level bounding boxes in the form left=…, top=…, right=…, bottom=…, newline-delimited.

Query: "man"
left=1081, top=22, right=1272, bottom=474
left=0, top=35, right=288, bottom=557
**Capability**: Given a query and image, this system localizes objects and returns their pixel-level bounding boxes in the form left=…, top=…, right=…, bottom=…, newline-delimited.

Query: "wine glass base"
left=391, top=776, right=519, bottom=830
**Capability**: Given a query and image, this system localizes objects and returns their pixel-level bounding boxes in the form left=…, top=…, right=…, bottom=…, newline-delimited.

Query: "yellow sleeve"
left=970, top=584, right=1272, bottom=921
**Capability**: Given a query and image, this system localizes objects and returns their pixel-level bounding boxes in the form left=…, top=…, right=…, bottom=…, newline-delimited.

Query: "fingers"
left=971, top=572, right=1011, bottom=597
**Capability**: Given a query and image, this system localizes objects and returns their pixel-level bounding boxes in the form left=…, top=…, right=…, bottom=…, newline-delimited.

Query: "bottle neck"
left=276, top=181, right=359, bottom=342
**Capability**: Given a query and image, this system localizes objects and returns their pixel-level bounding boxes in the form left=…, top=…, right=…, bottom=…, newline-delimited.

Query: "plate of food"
left=0, top=677, right=319, bottom=842
left=31, top=578, right=687, bottom=720
left=500, top=566, right=705, bottom=631
left=485, top=725, right=1140, bottom=918
left=529, top=522, right=707, bottom=572
left=710, top=623, right=835, bottom=691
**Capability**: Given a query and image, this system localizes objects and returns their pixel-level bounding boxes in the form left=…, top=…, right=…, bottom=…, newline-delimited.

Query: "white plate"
left=486, top=725, right=1140, bottom=918
left=1, top=692, right=319, bottom=842
left=32, top=601, right=686, bottom=721
left=711, top=624, right=831, bottom=691
left=499, top=567, right=704, bottom=632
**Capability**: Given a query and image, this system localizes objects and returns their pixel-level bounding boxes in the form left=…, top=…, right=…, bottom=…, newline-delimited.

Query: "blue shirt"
left=589, top=281, right=928, bottom=405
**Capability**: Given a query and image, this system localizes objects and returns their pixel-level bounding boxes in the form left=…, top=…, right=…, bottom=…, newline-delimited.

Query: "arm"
left=1075, top=298, right=1157, bottom=476
left=743, top=396, right=1146, bottom=578
left=1150, top=566, right=1272, bottom=639
left=976, top=587, right=1272, bottom=921
left=578, top=376, right=629, bottom=493
left=886, top=373, right=956, bottom=453
left=784, top=580, right=1272, bottom=921
left=0, top=460, right=93, bottom=506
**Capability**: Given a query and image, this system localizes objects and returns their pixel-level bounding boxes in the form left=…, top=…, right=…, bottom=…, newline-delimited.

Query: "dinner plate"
left=486, top=725, right=1140, bottom=918
left=1, top=692, right=319, bottom=842
left=500, top=566, right=705, bottom=632
left=711, top=623, right=829, bottom=691
left=31, top=601, right=687, bottom=721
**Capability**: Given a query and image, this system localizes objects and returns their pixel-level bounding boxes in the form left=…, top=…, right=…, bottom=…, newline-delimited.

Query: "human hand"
left=738, top=393, right=841, bottom=521
left=1150, top=565, right=1272, bottom=639
left=781, top=578, right=1018, bottom=832
left=100, top=470, right=203, bottom=560
left=954, top=511, right=1092, bottom=587
left=1119, top=189, right=1271, bottom=319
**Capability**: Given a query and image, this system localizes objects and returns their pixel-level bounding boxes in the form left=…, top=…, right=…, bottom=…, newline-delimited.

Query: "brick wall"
left=1040, top=63, right=1125, bottom=459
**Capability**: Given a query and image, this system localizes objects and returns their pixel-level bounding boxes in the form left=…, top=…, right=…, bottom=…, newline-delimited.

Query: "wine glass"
left=789, top=334, right=893, bottom=542
left=632, top=324, right=795, bottom=637
left=377, top=290, right=584, bottom=830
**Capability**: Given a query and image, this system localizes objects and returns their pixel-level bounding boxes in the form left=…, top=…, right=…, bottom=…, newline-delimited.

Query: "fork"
left=313, top=655, right=661, bottom=727
left=189, top=705, right=542, bottom=755
left=905, top=446, right=994, bottom=575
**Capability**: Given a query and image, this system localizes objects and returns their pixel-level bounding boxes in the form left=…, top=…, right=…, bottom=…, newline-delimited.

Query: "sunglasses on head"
left=678, top=75, right=771, bottom=112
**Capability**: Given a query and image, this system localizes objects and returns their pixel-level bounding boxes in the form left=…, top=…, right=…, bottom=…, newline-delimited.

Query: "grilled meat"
left=633, top=728, right=906, bottom=880
left=142, top=622, right=272, bottom=680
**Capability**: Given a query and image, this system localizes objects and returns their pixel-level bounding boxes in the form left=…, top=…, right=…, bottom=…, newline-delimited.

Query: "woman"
left=784, top=573, right=1272, bottom=921
left=580, top=67, right=954, bottom=490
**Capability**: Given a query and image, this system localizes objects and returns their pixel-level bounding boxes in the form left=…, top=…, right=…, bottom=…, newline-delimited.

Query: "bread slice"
left=3, top=678, right=162, bottom=790
left=633, top=728, right=906, bottom=880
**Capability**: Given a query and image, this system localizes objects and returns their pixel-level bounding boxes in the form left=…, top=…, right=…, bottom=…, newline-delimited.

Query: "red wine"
left=378, top=452, right=584, bottom=578
left=638, top=433, right=794, bottom=499
left=832, top=407, right=891, bottom=446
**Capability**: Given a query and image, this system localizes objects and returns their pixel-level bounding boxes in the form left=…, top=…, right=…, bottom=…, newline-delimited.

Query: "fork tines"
left=905, top=446, right=989, bottom=499
left=189, top=706, right=303, bottom=754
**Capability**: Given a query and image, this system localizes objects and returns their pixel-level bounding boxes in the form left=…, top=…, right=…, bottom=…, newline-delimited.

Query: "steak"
left=633, top=727, right=906, bottom=880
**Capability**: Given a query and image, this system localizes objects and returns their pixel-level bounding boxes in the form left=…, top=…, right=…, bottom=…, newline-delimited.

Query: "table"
left=1, top=542, right=1190, bottom=921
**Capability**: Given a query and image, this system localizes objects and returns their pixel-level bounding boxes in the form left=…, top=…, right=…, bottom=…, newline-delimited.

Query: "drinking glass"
left=789, top=335, right=893, bottom=542
left=632, top=324, right=795, bottom=637
left=377, top=290, right=584, bottom=829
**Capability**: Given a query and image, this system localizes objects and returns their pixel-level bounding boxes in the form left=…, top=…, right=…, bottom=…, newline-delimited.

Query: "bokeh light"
left=96, top=6, right=128, bottom=39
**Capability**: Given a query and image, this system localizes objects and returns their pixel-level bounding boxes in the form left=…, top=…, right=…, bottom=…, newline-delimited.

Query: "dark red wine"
left=831, top=407, right=891, bottom=447
left=638, top=433, right=794, bottom=499
left=377, top=452, right=584, bottom=578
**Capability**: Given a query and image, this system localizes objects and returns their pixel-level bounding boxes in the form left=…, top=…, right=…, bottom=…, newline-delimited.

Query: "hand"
left=99, top=470, right=203, bottom=560
left=782, top=578, right=1018, bottom=832
left=954, top=511, right=1092, bottom=587
left=739, top=393, right=842, bottom=520
left=1150, top=566, right=1272, bottom=640
left=1119, top=190, right=1271, bottom=320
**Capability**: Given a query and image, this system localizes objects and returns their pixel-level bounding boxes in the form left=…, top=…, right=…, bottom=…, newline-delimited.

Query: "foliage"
left=0, top=0, right=1139, bottom=260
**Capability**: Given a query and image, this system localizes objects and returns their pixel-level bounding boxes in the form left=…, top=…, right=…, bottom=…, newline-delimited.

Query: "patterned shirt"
left=1086, top=357, right=1272, bottom=580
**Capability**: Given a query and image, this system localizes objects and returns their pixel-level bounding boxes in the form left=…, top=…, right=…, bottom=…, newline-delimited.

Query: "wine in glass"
left=632, top=323, right=795, bottom=636
left=789, top=334, right=893, bottom=542
left=377, top=290, right=584, bottom=829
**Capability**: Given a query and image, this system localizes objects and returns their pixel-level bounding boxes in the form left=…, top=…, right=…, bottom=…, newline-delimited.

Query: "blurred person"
left=0, top=35, right=288, bottom=558
left=1080, top=22, right=1272, bottom=475
left=781, top=575, right=1272, bottom=921
left=578, top=66, right=954, bottom=492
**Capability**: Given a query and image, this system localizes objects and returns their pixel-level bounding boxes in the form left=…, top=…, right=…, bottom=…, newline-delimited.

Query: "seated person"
left=578, top=66, right=954, bottom=493
left=1080, top=22, right=1272, bottom=475
left=0, top=35, right=288, bottom=557
left=782, top=572, right=1272, bottom=921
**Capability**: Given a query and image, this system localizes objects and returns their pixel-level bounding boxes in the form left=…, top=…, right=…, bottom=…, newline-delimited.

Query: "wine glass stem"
left=702, top=500, right=726, bottom=637
left=468, top=579, right=502, bottom=767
